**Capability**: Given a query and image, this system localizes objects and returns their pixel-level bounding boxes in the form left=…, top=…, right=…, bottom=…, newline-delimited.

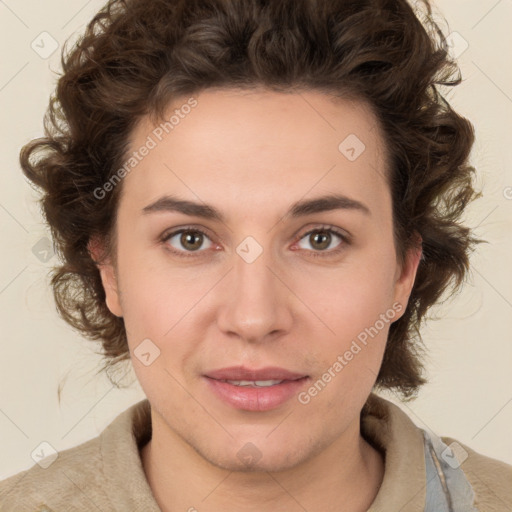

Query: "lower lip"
left=204, top=377, right=309, bottom=412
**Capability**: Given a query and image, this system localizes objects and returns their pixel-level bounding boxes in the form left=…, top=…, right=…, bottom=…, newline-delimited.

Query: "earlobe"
left=88, top=236, right=123, bottom=317
left=99, top=263, right=123, bottom=318
left=393, top=235, right=423, bottom=314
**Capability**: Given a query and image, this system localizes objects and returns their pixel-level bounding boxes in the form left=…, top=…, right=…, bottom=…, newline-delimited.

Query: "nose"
left=215, top=240, right=293, bottom=344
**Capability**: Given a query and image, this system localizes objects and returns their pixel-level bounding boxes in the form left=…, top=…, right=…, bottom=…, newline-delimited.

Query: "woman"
left=1, top=0, right=510, bottom=510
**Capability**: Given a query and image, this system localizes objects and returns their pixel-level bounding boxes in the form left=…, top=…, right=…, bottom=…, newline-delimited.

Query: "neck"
left=140, top=411, right=384, bottom=512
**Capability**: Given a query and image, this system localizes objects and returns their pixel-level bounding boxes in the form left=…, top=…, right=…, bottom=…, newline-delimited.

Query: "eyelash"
left=160, top=225, right=350, bottom=259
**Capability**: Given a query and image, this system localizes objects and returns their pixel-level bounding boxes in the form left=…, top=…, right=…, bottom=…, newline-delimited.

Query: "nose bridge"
left=216, top=235, right=292, bottom=341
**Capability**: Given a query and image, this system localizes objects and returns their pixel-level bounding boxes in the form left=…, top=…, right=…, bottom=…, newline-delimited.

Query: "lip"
left=203, top=366, right=309, bottom=412
left=205, top=366, right=307, bottom=381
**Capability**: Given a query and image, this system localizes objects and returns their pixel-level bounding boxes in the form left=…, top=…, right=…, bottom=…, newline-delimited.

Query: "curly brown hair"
left=21, top=0, right=482, bottom=398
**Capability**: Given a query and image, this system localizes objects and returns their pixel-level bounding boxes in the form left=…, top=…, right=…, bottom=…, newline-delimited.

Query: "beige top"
left=1, top=394, right=510, bottom=511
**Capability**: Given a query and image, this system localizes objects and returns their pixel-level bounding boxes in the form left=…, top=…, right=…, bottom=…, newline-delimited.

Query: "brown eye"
left=180, top=231, right=204, bottom=251
left=163, top=228, right=213, bottom=256
left=296, top=226, right=349, bottom=258
left=308, top=230, right=332, bottom=250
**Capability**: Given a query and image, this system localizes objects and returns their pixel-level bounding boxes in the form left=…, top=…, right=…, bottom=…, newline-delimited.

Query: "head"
left=22, top=0, right=481, bottom=471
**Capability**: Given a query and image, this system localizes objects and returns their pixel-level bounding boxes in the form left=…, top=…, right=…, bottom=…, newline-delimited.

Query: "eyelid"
left=160, top=223, right=351, bottom=258
left=160, top=225, right=216, bottom=258
left=296, top=224, right=351, bottom=243
left=293, top=225, right=350, bottom=257
left=161, top=225, right=214, bottom=241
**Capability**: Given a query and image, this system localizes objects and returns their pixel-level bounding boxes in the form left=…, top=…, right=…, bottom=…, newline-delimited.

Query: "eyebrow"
left=142, top=193, right=371, bottom=221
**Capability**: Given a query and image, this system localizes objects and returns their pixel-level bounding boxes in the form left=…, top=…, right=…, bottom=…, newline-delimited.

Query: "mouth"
left=203, top=366, right=310, bottom=411
left=204, top=365, right=308, bottom=381
left=218, top=379, right=289, bottom=387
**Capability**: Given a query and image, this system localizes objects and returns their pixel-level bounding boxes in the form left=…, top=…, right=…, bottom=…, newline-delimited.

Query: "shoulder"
left=0, top=399, right=152, bottom=512
left=441, top=436, right=512, bottom=512
left=363, top=393, right=512, bottom=511
left=0, top=434, right=107, bottom=512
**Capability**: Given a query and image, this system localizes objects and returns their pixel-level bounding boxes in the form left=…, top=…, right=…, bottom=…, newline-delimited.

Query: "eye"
left=160, top=225, right=350, bottom=259
left=295, top=226, right=349, bottom=257
left=161, top=228, right=213, bottom=257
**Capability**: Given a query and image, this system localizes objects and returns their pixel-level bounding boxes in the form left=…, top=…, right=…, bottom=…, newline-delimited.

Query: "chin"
left=208, top=454, right=303, bottom=474
left=196, top=438, right=315, bottom=474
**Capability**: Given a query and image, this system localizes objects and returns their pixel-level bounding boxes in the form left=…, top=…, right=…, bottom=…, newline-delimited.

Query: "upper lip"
left=205, top=366, right=308, bottom=381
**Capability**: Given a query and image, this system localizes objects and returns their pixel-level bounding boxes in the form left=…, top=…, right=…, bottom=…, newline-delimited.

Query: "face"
left=97, top=88, right=421, bottom=472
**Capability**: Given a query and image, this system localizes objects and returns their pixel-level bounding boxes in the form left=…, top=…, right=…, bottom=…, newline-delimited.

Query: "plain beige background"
left=0, top=0, right=511, bottom=479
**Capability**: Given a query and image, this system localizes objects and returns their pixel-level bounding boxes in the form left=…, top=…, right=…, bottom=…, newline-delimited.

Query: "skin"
left=94, top=89, right=422, bottom=512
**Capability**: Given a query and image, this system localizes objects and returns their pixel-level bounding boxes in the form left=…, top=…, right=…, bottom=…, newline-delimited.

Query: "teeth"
left=225, top=379, right=284, bottom=387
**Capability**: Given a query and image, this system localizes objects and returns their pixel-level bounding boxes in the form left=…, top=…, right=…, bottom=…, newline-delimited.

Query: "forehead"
left=119, top=88, right=391, bottom=221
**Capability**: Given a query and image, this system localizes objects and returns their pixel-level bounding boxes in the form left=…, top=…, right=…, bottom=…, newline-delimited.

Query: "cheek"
left=114, top=242, right=179, bottom=343
left=116, top=247, right=216, bottom=369
left=296, top=248, right=397, bottom=339
left=116, top=224, right=398, bottom=367
left=119, top=272, right=170, bottom=339
left=289, top=244, right=398, bottom=387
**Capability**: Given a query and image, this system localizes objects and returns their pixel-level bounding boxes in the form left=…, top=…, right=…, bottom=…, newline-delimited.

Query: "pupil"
left=182, top=231, right=202, bottom=251
left=312, top=231, right=330, bottom=250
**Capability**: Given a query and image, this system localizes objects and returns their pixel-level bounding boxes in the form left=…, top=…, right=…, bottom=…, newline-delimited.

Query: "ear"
left=392, top=234, right=423, bottom=317
left=88, top=236, right=123, bottom=317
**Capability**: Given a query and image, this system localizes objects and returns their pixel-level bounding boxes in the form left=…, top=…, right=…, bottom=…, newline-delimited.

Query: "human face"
left=98, top=88, right=420, bottom=472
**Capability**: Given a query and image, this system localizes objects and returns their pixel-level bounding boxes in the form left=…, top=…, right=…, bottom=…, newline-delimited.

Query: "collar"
left=100, top=393, right=427, bottom=511
left=362, top=393, right=427, bottom=511
left=100, top=398, right=159, bottom=511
